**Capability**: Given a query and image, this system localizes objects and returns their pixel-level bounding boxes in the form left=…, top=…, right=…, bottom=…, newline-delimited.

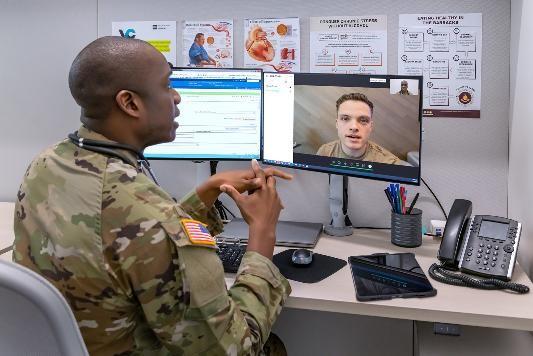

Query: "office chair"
left=0, top=260, right=89, bottom=355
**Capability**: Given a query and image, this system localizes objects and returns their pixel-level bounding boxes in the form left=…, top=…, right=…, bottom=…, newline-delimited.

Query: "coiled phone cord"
left=429, top=263, right=530, bottom=294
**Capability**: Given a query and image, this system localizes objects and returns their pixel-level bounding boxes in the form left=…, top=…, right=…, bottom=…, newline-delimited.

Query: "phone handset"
left=437, top=199, right=472, bottom=268
left=429, top=199, right=529, bottom=294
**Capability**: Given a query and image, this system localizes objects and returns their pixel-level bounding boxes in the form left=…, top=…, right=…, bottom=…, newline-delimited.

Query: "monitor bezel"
left=144, top=66, right=264, bottom=162
left=261, top=72, right=423, bottom=186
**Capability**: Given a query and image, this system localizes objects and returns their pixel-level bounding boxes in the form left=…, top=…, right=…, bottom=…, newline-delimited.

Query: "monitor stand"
left=324, top=174, right=353, bottom=236
left=194, top=160, right=212, bottom=186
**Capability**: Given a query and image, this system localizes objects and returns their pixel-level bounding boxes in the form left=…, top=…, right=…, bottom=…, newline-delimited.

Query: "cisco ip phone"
left=429, top=199, right=529, bottom=293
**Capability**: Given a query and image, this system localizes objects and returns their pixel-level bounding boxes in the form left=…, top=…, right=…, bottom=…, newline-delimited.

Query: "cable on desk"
left=428, top=263, right=530, bottom=294
left=421, top=177, right=448, bottom=220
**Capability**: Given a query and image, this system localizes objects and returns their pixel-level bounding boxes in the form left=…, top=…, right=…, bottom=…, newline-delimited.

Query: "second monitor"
left=144, top=67, right=263, bottom=160
left=263, top=73, right=422, bottom=185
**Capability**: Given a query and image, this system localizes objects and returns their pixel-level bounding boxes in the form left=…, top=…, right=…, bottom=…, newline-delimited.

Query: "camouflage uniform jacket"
left=13, top=126, right=291, bottom=355
left=316, top=140, right=403, bottom=165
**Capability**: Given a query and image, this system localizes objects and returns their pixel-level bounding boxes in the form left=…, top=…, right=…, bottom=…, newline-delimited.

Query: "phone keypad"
left=460, top=216, right=521, bottom=281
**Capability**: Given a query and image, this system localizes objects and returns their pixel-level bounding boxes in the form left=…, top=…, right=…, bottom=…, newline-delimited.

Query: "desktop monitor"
left=144, top=67, right=263, bottom=160
left=262, top=73, right=423, bottom=185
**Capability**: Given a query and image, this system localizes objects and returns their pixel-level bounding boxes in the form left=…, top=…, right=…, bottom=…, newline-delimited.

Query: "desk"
left=2, top=203, right=533, bottom=330
left=0, top=203, right=14, bottom=261
left=226, top=229, right=533, bottom=332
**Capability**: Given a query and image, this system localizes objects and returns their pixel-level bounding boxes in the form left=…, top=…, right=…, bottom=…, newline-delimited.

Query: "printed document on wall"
left=112, top=21, right=177, bottom=66
left=244, top=17, right=300, bottom=72
left=183, top=20, right=233, bottom=67
left=398, top=13, right=482, bottom=118
left=310, top=15, right=387, bottom=74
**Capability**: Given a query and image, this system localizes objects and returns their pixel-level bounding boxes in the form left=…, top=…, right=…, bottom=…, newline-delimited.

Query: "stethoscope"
left=68, top=131, right=161, bottom=186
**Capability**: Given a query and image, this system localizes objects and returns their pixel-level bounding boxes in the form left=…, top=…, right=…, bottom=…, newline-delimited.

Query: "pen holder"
left=391, top=208, right=422, bottom=248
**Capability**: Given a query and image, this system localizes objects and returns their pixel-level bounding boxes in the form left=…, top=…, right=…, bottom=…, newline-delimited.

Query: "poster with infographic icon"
left=310, top=15, right=388, bottom=74
left=183, top=20, right=233, bottom=67
left=398, top=13, right=482, bottom=118
left=112, top=21, right=176, bottom=66
left=244, top=17, right=300, bottom=72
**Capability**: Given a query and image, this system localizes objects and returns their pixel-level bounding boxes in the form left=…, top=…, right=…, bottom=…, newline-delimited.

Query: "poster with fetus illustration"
left=244, top=17, right=300, bottom=72
left=183, top=20, right=233, bottom=67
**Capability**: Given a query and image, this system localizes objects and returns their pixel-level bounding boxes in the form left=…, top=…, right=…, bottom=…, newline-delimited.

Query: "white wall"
left=510, top=0, right=533, bottom=278
left=0, top=0, right=97, bottom=200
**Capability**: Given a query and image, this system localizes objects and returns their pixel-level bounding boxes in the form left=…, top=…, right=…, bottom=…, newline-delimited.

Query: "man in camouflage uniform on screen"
left=13, top=36, right=291, bottom=355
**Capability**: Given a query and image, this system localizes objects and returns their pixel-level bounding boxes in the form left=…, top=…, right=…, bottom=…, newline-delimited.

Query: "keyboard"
left=216, top=242, right=246, bottom=273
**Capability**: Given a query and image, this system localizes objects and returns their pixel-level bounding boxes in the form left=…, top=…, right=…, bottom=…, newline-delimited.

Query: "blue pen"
left=388, top=184, right=395, bottom=212
left=390, top=184, right=399, bottom=213
left=394, top=183, right=402, bottom=214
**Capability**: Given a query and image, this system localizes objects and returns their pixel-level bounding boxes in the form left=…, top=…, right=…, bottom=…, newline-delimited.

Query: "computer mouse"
left=291, top=248, right=313, bottom=265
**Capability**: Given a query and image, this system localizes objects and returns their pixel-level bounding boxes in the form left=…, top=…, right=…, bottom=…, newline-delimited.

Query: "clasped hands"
left=196, top=160, right=292, bottom=258
left=197, top=159, right=292, bottom=209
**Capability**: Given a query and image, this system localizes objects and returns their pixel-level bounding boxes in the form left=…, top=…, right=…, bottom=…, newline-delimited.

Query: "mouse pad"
left=272, top=249, right=347, bottom=283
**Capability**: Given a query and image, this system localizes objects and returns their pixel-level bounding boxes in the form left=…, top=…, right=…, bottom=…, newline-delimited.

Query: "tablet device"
left=349, top=253, right=437, bottom=301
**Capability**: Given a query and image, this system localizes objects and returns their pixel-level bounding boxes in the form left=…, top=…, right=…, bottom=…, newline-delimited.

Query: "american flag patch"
left=180, top=219, right=215, bottom=246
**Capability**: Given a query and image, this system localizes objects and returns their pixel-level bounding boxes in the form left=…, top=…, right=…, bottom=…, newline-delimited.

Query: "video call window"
left=144, top=67, right=263, bottom=160
left=263, top=73, right=423, bottom=184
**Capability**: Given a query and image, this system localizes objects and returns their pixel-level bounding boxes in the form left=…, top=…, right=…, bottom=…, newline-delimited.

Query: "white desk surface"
left=0, top=203, right=15, bottom=260
left=2, top=203, right=533, bottom=331
left=226, top=229, right=533, bottom=332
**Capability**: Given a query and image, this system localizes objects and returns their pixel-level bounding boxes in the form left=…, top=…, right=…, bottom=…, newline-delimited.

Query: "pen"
left=400, top=186, right=406, bottom=214
left=384, top=188, right=395, bottom=211
left=395, top=184, right=401, bottom=214
left=407, top=193, right=420, bottom=214
left=389, top=184, right=398, bottom=213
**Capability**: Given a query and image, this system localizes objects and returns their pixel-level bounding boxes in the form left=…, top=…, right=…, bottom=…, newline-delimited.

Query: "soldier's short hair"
left=401, top=80, right=408, bottom=85
left=336, top=93, right=374, bottom=116
left=68, top=36, right=156, bottom=120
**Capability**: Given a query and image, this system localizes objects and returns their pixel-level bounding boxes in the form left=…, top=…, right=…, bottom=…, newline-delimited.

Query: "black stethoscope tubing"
left=68, top=132, right=160, bottom=186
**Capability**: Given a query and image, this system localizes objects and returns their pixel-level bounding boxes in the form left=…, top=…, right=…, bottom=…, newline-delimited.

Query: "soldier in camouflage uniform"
left=316, top=93, right=405, bottom=165
left=13, top=36, right=292, bottom=355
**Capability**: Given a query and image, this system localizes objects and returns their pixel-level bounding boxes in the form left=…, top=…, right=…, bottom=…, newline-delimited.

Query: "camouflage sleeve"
left=178, top=190, right=224, bottom=236
left=162, top=223, right=291, bottom=355
left=229, top=252, right=292, bottom=347
left=105, top=169, right=291, bottom=354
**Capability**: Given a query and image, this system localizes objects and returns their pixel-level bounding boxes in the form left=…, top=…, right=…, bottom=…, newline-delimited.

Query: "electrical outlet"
left=430, top=220, right=446, bottom=236
left=433, top=323, right=461, bottom=336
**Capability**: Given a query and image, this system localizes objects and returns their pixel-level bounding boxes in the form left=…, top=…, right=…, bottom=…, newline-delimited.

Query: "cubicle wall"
left=509, top=0, right=532, bottom=279
left=95, top=0, right=511, bottom=231
left=0, top=0, right=512, bottom=230
left=0, top=0, right=97, bottom=202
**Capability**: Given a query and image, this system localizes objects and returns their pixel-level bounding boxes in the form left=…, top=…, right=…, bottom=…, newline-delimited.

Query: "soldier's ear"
left=115, top=90, right=142, bottom=118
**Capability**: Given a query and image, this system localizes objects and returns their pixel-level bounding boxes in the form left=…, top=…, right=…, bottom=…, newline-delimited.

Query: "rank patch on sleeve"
left=180, top=219, right=215, bottom=246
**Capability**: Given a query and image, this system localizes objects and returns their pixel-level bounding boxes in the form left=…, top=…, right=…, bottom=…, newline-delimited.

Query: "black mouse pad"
left=272, top=249, right=347, bottom=283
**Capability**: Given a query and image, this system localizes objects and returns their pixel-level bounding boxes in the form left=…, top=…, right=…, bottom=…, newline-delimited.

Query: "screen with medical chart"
left=144, top=67, right=262, bottom=160
left=262, top=73, right=423, bottom=184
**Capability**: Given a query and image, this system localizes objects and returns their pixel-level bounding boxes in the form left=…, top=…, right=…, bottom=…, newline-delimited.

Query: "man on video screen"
left=397, top=80, right=412, bottom=95
left=316, top=93, right=403, bottom=165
